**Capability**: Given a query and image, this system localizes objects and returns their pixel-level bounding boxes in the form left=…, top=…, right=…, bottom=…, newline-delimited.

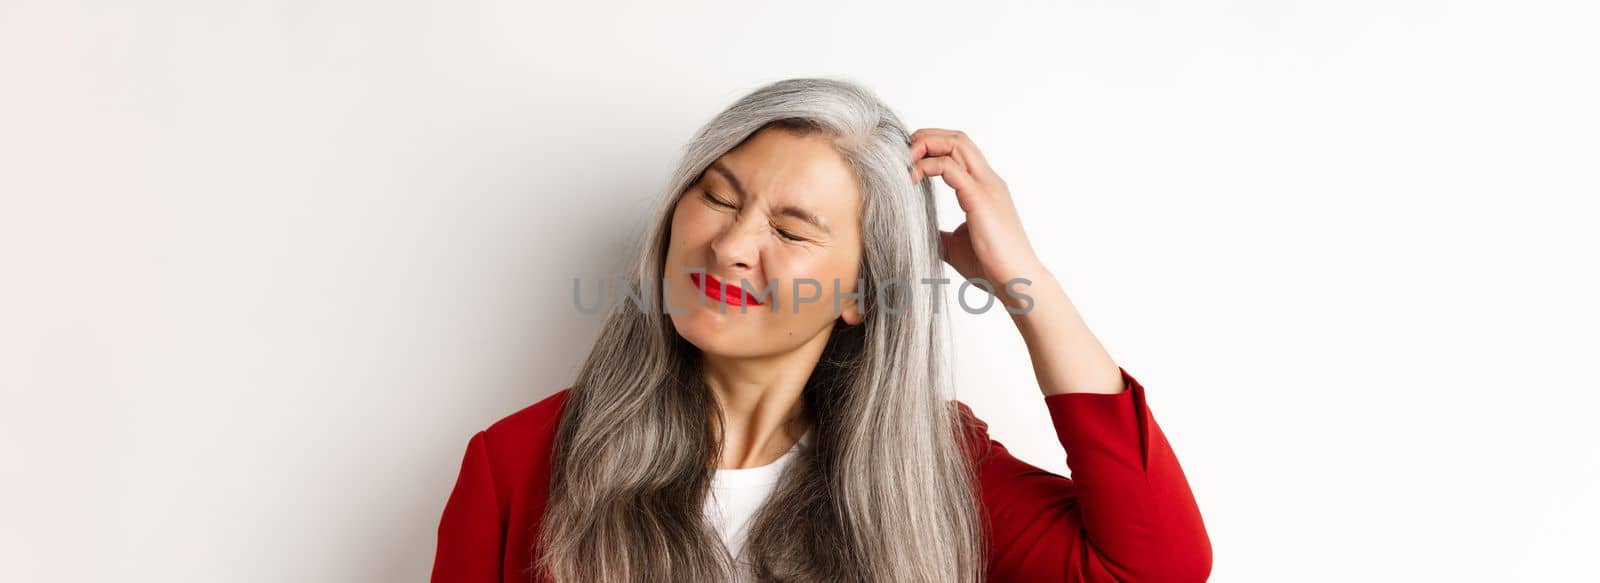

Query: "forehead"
left=701, top=129, right=864, bottom=226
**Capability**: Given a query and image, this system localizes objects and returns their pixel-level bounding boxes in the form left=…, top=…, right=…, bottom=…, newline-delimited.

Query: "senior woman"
left=430, top=77, right=1211, bottom=583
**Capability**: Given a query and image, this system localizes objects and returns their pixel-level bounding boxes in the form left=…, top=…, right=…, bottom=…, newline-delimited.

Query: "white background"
left=3, top=1, right=1597, bottom=581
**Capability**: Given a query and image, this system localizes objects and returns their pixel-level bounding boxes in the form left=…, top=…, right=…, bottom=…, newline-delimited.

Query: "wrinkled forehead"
left=698, top=134, right=866, bottom=235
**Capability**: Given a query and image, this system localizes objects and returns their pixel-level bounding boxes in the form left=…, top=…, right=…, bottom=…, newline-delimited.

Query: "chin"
left=670, top=312, right=764, bottom=358
left=673, top=328, right=740, bottom=359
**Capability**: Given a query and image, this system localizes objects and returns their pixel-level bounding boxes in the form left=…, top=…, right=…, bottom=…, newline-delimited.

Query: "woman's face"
left=664, top=127, right=865, bottom=359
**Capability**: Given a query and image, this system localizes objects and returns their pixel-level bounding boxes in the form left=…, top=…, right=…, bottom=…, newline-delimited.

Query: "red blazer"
left=431, top=367, right=1211, bottom=582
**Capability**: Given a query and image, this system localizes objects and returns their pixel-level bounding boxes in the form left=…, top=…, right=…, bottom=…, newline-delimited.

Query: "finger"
left=911, top=140, right=1001, bottom=192
left=913, top=156, right=984, bottom=213
left=910, top=128, right=959, bottom=161
left=910, top=127, right=962, bottom=149
left=938, top=226, right=979, bottom=279
left=909, top=130, right=996, bottom=181
left=909, top=128, right=961, bottom=161
left=913, top=132, right=990, bottom=176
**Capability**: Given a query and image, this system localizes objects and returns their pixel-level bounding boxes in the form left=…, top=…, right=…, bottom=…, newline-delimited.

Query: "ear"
left=839, top=297, right=865, bottom=326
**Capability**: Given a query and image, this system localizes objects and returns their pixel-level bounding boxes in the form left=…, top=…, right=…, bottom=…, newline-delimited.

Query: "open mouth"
left=689, top=272, right=762, bottom=307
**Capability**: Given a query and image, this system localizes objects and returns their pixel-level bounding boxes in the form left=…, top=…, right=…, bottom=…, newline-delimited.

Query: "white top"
left=703, top=427, right=813, bottom=580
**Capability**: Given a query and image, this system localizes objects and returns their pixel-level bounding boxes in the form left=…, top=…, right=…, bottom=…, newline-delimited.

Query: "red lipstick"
left=689, top=272, right=762, bottom=307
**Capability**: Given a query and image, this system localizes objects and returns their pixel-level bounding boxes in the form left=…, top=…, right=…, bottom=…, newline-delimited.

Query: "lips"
left=689, top=272, right=763, bottom=307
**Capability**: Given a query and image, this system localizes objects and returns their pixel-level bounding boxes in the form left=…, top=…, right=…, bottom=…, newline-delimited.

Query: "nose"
left=708, top=214, right=762, bottom=275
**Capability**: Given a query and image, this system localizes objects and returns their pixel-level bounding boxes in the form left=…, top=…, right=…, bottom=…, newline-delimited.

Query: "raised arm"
left=912, top=128, right=1210, bottom=580
left=958, top=367, right=1212, bottom=582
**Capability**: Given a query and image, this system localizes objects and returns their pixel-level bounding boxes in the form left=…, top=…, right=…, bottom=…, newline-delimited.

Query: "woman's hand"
left=908, top=128, right=1049, bottom=304
left=910, top=128, right=1124, bottom=395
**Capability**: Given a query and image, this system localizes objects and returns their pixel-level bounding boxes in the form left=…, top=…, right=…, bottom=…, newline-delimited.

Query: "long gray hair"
left=536, top=77, right=986, bottom=582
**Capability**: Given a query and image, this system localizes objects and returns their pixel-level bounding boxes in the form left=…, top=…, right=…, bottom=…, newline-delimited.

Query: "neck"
left=704, top=326, right=831, bottom=469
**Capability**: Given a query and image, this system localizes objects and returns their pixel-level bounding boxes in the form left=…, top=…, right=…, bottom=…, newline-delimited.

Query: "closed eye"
left=700, top=191, right=733, bottom=208
left=701, top=191, right=808, bottom=243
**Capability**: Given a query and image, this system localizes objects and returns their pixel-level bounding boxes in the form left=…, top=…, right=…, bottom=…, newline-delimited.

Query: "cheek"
left=770, top=255, right=858, bottom=313
left=688, top=202, right=732, bottom=237
left=668, top=201, right=714, bottom=254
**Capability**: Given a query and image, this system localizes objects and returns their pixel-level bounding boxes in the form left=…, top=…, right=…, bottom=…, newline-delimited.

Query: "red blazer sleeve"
left=431, top=430, right=507, bottom=583
left=962, top=366, right=1212, bottom=582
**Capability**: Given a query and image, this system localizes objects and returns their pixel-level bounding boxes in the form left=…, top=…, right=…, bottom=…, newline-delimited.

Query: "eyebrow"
left=708, top=161, right=832, bottom=235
